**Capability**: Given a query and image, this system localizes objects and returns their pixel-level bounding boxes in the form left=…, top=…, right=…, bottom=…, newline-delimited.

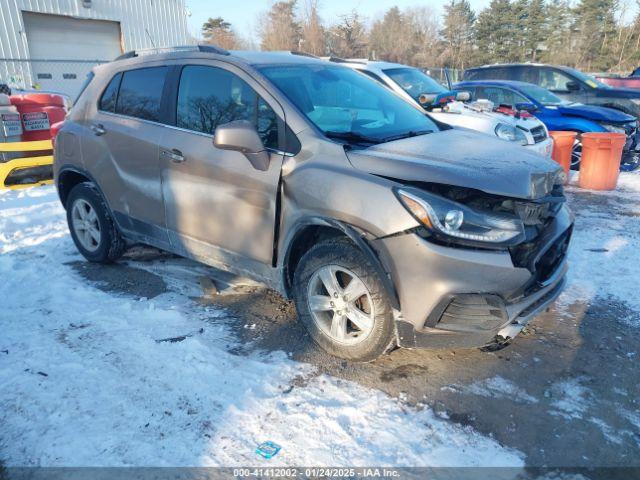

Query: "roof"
left=455, top=79, right=540, bottom=90
left=466, top=63, right=573, bottom=72
left=112, top=46, right=328, bottom=68
left=330, top=58, right=414, bottom=71
left=231, top=50, right=326, bottom=66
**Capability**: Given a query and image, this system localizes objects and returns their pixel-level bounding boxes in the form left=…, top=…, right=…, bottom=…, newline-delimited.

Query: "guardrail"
left=0, top=139, right=53, bottom=190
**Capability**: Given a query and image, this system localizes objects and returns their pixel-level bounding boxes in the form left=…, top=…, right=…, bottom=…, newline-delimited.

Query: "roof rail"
left=114, top=44, right=230, bottom=61
left=289, top=51, right=320, bottom=59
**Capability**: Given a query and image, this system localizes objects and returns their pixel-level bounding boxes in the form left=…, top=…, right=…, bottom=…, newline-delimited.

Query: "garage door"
left=22, top=12, right=122, bottom=97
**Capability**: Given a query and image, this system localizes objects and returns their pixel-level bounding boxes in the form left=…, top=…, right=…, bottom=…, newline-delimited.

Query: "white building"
left=0, top=0, right=192, bottom=97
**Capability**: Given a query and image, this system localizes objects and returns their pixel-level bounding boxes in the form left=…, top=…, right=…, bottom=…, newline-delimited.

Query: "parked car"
left=330, top=58, right=553, bottom=158
left=454, top=80, right=639, bottom=171
left=54, top=46, right=572, bottom=361
left=464, top=63, right=640, bottom=118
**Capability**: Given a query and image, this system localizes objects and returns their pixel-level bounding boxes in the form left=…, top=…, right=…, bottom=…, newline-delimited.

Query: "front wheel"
left=292, top=239, right=396, bottom=362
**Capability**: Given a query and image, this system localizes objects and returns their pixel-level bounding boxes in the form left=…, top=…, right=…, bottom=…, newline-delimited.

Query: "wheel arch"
left=57, top=165, right=105, bottom=209
left=281, top=217, right=400, bottom=310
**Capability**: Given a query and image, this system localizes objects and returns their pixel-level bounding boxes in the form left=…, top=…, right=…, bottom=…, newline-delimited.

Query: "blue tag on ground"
left=255, top=441, right=281, bottom=459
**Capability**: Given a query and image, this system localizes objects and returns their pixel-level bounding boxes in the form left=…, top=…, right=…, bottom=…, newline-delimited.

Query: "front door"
left=161, top=63, right=285, bottom=271
left=539, top=68, right=587, bottom=104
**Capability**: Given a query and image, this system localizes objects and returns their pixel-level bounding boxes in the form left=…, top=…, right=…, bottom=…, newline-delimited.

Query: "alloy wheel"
left=71, top=198, right=101, bottom=252
left=307, top=265, right=375, bottom=345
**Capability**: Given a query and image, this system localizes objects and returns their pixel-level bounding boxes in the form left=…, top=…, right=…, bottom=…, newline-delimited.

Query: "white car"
left=329, top=58, right=553, bottom=158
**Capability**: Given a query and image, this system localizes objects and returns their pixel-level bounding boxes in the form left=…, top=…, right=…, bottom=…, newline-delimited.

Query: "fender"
left=281, top=216, right=400, bottom=310
left=56, top=164, right=110, bottom=208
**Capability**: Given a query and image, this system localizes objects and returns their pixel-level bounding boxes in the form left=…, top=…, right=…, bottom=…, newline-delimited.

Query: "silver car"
left=53, top=46, right=572, bottom=361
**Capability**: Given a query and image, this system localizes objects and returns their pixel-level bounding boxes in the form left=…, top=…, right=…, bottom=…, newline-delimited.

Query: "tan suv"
left=54, top=46, right=572, bottom=361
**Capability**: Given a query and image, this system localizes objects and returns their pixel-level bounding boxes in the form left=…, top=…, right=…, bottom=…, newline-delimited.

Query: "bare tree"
left=258, top=1, right=302, bottom=51
left=300, top=0, right=326, bottom=55
left=407, top=6, right=441, bottom=67
left=327, top=10, right=369, bottom=58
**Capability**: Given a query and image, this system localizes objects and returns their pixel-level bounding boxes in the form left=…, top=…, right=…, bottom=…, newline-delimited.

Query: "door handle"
left=161, top=148, right=185, bottom=163
left=90, top=123, right=106, bottom=136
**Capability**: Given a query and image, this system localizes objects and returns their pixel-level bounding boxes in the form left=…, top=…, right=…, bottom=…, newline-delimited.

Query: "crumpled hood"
left=556, top=103, right=634, bottom=123
left=347, top=128, right=561, bottom=200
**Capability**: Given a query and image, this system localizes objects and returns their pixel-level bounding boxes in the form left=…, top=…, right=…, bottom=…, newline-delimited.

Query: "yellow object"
left=0, top=139, right=53, bottom=190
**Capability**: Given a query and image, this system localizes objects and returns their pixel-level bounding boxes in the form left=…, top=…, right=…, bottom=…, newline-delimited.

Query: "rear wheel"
left=66, top=182, right=126, bottom=263
left=292, top=239, right=395, bottom=362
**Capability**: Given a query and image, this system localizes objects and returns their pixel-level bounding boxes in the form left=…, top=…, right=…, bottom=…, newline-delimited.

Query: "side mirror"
left=566, top=81, right=580, bottom=92
left=213, top=120, right=270, bottom=171
left=455, top=91, right=471, bottom=102
left=515, top=102, right=538, bottom=113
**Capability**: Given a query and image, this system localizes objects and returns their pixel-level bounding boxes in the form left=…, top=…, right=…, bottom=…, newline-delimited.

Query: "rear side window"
left=115, top=67, right=168, bottom=122
left=98, top=72, right=122, bottom=113
left=177, top=65, right=279, bottom=149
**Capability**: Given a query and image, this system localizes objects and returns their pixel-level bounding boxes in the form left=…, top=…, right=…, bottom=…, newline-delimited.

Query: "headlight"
left=396, top=188, right=525, bottom=247
left=601, top=124, right=627, bottom=134
left=495, top=123, right=528, bottom=145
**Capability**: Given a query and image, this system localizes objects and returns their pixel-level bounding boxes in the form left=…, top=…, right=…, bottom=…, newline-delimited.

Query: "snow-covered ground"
left=1, top=171, right=639, bottom=467
left=0, top=186, right=522, bottom=467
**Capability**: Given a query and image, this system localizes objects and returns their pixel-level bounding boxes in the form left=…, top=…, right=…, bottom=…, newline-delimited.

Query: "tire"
left=66, top=182, right=126, bottom=263
left=292, top=238, right=396, bottom=362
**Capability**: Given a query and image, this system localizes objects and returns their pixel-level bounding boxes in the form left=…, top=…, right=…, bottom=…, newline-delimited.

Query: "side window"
left=177, top=65, right=279, bottom=149
left=115, top=67, right=168, bottom=122
left=539, top=68, right=575, bottom=92
left=98, top=72, right=121, bottom=113
left=477, top=87, right=527, bottom=106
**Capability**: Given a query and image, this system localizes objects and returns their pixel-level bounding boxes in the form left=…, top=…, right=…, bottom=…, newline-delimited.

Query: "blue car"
left=454, top=80, right=639, bottom=170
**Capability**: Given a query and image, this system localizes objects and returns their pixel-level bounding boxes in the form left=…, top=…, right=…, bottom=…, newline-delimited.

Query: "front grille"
left=534, top=227, right=572, bottom=284
left=530, top=125, right=547, bottom=143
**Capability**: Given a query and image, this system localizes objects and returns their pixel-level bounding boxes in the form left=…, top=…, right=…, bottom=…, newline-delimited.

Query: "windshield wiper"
left=381, top=130, right=434, bottom=142
left=324, top=131, right=381, bottom=145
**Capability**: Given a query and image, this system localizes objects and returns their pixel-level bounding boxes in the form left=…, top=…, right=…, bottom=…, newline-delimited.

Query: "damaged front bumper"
left=373, top=204, right=573, bottom=350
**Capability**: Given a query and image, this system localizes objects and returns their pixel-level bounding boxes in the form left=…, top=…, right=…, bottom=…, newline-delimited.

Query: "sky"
left=184, top=0, right=492, bottom=44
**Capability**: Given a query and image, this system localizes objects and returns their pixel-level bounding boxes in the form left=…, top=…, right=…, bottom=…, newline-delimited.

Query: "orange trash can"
left=579, top=132, right=626, bottom=190
left=549, top=131, right=577, bottom=179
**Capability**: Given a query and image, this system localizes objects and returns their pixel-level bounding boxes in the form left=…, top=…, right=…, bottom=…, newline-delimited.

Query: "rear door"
left=161, top=62, right=286, bottom=268
left=83, top=65, right=170, bottom=246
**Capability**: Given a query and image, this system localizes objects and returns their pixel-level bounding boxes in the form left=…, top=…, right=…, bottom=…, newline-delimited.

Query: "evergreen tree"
left=572, top=0, right=618, bottom=70
left=474, top=0, right=519, bottom=63
left=440, top=0, right=476, bottom=69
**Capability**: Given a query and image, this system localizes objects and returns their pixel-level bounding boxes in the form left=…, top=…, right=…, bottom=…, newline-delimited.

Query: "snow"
left=548, top=377, right=592, bottom=420
left=558, top=171, right=640, bottom=324
left=0, top=186, right=523, bottom=467
left=465, top=376, right=538, bottom=405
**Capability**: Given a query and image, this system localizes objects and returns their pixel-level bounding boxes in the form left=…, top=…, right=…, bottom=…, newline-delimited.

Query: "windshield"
left=383, top=67, right=448, bottom=101
left=259, top=64, right=439, bottom=143
left=517, top=83, right=565, bottom=105
left=567, top=68, right=611, bottom=89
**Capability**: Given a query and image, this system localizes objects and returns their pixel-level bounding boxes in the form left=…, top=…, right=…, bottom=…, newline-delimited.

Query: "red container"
left=549, top=131, right=577, bottom=179
left=579, top=133, right=626, bottom=190
left=10, top=93, right=66, bottom=142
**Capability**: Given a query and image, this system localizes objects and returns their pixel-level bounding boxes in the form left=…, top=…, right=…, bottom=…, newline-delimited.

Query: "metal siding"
left=1, top=0, right=190, bottom=89
left=1, top=0, right=190, bottom=60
